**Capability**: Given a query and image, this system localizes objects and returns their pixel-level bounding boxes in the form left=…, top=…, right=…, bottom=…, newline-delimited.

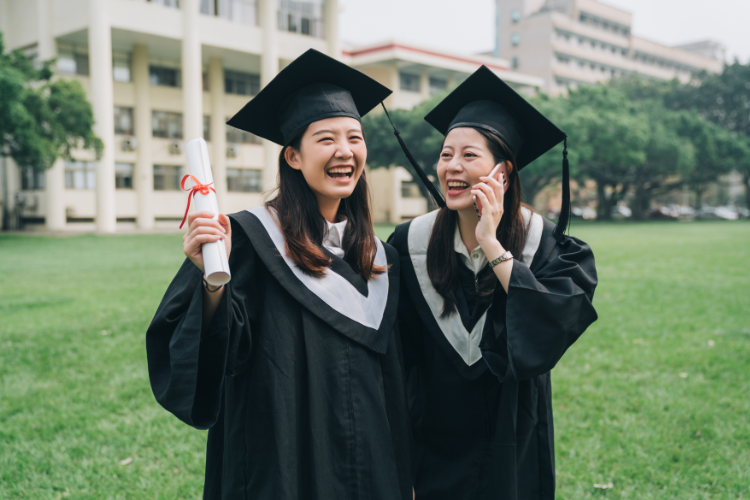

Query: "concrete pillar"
left=260, top=0, right=280, bottom=194
left=324, top=0, right=340, bottom=59
left=37, top=0, right=65, bottom=230
left=132, top=44, right=154, bottom=229
left=420, top=68, right=430, bottom=100
left=209, top=57, right=228, bottom=209
left=386, top=63, right=400, bottom=109
left=182, top=0, right=203, bottom=144
left=89, top=0, right=117, bottom=233
left=447, top=72, right=456, bottom=89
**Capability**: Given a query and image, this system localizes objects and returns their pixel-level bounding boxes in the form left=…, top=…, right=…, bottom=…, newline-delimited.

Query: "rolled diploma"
left=186, top=137, right=231, bottom=287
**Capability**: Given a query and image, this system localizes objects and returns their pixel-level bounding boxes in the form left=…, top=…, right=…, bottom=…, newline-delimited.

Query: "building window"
left=153, top=165, right=184, bottom=191
left=152, top=111, right=183, bottom=139
left=226, top=124, right=262, bottom=144
left=57, top=48, right=89, bottom=76
left=401, top=182, right=421, bottom=199
left=225, top=70, right=260, bottom=96
left=511, top=33, right=520, bottom=46
left=150, top=0, right=180, bottom=7
left=113, top=54, right=131, bottom=82
left=114, top=107, right=134, bottom=135
left=512, top=57, right=519, bottom=69
left=149, top=65, right=181, bottom=87
left=115, top=163, right=134, bottom=189
left=511, top=9, right=520, bottom=22
left=201, top=0, right=258, bottom=25
left=227, top=168, right=263, bottom=192
left=64, top=161, right=96, bottom=190
left=203, top=116, right=211, bottom=141
left=278, top=0, right=323, bottom=38
left=21, top=168, right=45, bottom=190
left=399, top=72, right=420, bottom=92
left=428, top=77, right=447, bottom=94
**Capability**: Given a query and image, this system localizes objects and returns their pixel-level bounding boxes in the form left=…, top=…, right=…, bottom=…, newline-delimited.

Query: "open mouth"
left=326, top=165, right=354, bottom=180
left=447, top=180, right=470, bottom=194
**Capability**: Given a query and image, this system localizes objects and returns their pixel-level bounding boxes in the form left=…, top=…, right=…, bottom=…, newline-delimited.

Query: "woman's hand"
left=183, top=211, right=232, bottom=272
left=471, top=173, right=505, bottom=247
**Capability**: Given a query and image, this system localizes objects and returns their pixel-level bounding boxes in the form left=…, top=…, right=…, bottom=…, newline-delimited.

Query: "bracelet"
left=203, top=278, right=223, bottom=293
left=488, top=251, right=513, bottom=268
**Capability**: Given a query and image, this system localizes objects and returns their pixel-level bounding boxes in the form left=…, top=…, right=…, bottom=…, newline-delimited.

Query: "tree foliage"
left=0, top=32, right=102, bottom=170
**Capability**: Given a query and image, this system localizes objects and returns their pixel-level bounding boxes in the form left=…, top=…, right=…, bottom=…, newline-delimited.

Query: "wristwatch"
left=489, top=251, right=513, bottom=268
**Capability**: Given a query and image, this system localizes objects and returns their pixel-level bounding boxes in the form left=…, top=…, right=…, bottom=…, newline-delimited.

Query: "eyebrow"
left=312, top=128, right=363, bottom=137
left=312, top=129, right=335, bottom=136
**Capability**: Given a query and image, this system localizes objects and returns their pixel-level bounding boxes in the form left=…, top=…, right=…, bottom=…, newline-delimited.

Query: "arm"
left=471, top=174, right=512, bottom=292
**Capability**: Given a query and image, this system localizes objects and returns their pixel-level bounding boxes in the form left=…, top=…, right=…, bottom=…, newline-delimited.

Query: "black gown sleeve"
left=146, top=219, right=257, bottom=429
left=480, top=233, right=598, bottom=383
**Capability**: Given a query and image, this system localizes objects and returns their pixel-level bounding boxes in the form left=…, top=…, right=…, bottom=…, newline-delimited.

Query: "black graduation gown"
left=388, top=208, right=598, bottom=500
left=146, top=207, right=412, bottom=500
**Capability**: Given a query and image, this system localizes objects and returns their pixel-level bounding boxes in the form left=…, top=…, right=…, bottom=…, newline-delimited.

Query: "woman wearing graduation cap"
left=387, top=66, right=598, bottom=499
left=146, top=49, right=412, bottom=500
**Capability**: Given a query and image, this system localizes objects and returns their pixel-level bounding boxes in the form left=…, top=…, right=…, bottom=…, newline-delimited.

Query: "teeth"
left=328, top=167, right=353, bottom=174
left=448, top=181, right=469, bottom=188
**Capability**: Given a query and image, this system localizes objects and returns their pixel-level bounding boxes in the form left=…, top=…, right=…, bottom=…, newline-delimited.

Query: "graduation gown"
left=146, top=206, right=412, bottom=500
left=388, top=208, right=598, bottom=500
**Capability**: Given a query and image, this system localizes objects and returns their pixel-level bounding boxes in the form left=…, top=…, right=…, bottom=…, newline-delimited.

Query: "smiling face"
left=285, top=116, right=366, bottom=205
left=437, top=127, right=510, bottom=212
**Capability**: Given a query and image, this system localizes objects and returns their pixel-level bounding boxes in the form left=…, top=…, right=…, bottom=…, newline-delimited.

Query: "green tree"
left=0, top=32, right=102, bottom=229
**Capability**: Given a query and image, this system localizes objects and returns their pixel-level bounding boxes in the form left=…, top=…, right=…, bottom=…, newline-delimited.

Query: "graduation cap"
left=227, top=49, right=392, bottom=146
left=420, top=65, right=571, bottom=241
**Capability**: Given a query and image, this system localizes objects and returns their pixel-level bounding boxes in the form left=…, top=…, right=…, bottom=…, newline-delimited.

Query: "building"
left=0, top=1, right=543, bottom=232
left=494, top=0, right=725, bottom=95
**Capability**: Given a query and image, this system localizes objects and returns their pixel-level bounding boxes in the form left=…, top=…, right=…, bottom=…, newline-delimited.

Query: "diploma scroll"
left=186, top=138, right=231, bottom=287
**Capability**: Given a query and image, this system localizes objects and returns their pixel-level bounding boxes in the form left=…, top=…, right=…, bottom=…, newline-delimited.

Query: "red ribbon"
left=179, top=174, right=216, bottom=229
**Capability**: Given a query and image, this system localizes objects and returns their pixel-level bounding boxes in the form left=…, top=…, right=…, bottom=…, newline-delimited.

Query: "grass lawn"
left=0, top=221, right=748, bottom=499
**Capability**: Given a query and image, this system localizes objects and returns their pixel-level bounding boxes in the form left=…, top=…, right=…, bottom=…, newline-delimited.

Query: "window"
left=301, top=17, right=310, bottom=35
left=202, top=0, right=258, bottom=25
left=278, top=0, right=324, bottom=38
left=203, top=116, right=211, bottom=141
left=152, top=111, right=183, bottom=139
left=511, top=33, right=520, bottom=46
left=150, top=65, right=181, bottom=87
left=512, top=57, right=519, bottom=69
left=399, top=72, right=420, bottom=92
left=401, top=182, right=421, bottom=199
left=227, top=168, right=263, bottom=192
left=428, top=77, right=447, bottom=95
left=114, top=107, right=134, bottom=135
left=113, top=54, right=131, bottom=82
left=153, top=165, right=184, bottom=191
left=226, top=124, right=262, bottom=144
left=225, top=70, right=260, bottom=96
left=57, top=49, right=89, bottom=76
left=150, top=0, right=180, bottom=7
left=115, top=163, right=134, bottom=189
left=21, top=168, right=45, bottom=190
left=64, top=161, right=96, bottom=189
left=511, top=9, right=520, bottom=22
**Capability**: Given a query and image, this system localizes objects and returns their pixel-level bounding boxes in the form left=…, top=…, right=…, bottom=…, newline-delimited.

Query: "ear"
left=284, top=146, right=302, bottom=171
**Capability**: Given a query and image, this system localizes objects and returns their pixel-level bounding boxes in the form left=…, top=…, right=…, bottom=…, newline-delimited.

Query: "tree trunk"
left=1, top=155, right=9, bottom=231
left=693, top=185, right=705, bottom=219
left=743, top=172, right=750, bottom=211
left=596, top=182, right=613, bottom=221
left=631, top=185, right=650, bottom=221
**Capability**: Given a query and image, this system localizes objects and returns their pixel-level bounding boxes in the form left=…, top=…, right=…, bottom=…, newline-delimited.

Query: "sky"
left=339, top=0, right=749, bottom=64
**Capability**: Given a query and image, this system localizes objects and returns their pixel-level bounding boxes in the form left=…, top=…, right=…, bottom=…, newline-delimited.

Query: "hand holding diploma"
left=181, top=138, right=232, bottom=287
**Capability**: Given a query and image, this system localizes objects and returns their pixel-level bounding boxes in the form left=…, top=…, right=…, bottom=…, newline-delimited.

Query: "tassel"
left=380, top=103, right=446, bottom=208
left=553, top=137, right=571, bottom=242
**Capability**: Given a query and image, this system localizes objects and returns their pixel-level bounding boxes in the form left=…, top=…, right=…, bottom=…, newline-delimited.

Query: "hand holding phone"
left=473, top=162, right=506, bottom=219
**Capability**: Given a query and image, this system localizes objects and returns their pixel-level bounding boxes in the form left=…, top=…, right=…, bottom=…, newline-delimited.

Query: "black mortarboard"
left=423, top=65, right=571, bottom=241
left=227, top=49, right=391, bottom=146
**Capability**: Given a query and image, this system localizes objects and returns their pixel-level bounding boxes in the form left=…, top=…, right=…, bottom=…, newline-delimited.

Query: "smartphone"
left=473, top=162, right=506, bottom=219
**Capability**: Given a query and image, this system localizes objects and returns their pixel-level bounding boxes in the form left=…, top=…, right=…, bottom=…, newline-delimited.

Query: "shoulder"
left=390, top=210, right=441, bottom=257
left=530, top=214, right=595, bottom=270
left=380, top=239, right=399, bottom=266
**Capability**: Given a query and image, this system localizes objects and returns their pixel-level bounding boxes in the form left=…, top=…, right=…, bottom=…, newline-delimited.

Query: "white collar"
left=407, top=207, right=544, bottom=366
left=453, top=222, right=488, bottom=275
left=248, top=207, right=389, bottom=330
left=323, top=217, right=348, bottom=258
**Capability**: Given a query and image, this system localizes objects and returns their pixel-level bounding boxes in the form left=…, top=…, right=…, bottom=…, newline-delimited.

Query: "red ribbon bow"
left=179, top=174, right=216, bottom=229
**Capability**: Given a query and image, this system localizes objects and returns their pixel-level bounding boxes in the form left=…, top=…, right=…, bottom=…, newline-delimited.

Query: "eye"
left=318, top=136, right=334, bottom=143
left=349, top=134, right=363, bottom=142
left=440, top=151, right=452, bottom=158
left=464, top=151, right=477, bottom=158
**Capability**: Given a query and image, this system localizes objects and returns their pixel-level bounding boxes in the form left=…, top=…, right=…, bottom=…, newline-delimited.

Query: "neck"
left=456, top=207, right=480, bottom=252
left=317, top=195, right=342, bottom=223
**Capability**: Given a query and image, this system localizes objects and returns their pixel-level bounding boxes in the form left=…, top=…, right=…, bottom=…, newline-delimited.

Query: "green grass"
left=0, top=221, right=748, bottom=499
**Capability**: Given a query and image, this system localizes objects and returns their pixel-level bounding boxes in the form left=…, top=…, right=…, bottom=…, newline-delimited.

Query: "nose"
left=446, top=156, right=464, bottom=174
left=334, top=142, right=353, bottom=160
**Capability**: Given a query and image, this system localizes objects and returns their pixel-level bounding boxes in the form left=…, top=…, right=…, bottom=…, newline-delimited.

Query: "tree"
left=0, top=32, right=101, bottom=229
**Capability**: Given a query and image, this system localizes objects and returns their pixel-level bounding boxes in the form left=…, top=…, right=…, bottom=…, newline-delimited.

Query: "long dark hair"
left=266, top=127, right=385, bottom=280
left=426, top=128, right=531, bottom=317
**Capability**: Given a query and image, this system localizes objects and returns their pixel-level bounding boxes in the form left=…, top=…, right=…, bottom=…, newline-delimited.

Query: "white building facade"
left=495, top=0, right=725, bottom=95
left=0, top=1, right=544, bottom=231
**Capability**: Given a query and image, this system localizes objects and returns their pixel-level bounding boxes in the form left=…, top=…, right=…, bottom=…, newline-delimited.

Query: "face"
left=437, top=127, right=511, bottom=211
left=285, top=116, right=366, bottom=204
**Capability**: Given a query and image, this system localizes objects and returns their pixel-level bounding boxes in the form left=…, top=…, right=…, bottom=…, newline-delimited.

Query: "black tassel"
left=553, top=137, right=571, bottom=242
left=380, top=103, right=446, bottom=208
